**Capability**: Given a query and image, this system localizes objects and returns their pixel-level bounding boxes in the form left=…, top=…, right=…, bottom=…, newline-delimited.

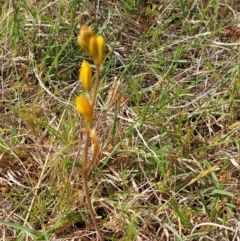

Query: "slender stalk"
left=82, top=124, right=104, bottom=240
left=92, top=64, right=101, bottom=108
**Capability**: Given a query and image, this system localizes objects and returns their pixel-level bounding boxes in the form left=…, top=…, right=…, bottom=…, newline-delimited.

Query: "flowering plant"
left=76, top=24, right=105, bottom=241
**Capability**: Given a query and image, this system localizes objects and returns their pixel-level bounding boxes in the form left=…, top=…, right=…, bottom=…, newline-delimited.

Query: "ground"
left=0, top=0, right=240, bottom=240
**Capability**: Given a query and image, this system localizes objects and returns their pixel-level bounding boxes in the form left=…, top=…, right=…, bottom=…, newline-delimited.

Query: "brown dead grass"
left=1, top=0, right=240, bottom=240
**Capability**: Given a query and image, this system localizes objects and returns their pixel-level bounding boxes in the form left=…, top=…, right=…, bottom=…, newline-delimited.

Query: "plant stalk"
left=82, top=105, right=104, bottom=240
left=92, top=64, right=101, bottom=108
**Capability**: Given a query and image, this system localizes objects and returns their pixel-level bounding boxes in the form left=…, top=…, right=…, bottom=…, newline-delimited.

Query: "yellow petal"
left=96, top=35, right=105, bottom=65
left=77, top=25, right=95, bottom=54
left=76, top=95, right=92, bottom=122
left=89, top=35, right=105, bottom=66
left=80, top=60, right=92, bottom=91
left=89, top=37, right=98, bottom=60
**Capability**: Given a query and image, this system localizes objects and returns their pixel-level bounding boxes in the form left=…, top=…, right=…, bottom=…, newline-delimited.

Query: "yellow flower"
left=89, top=35, right=105, bottom=66
left=76, top=95, right=92, bottom=122
left=80, top=60, right=92, bottom=91
left=77, top=24, right=105, bottom=66
left=77, top=25, right=95, bottom=54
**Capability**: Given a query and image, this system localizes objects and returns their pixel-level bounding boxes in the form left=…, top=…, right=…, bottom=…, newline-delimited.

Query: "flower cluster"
left=77, top=25, right=105, bottom=67
left=76, top=24, right=105, bottom=157
left=76, top=24, right=105, bottom=123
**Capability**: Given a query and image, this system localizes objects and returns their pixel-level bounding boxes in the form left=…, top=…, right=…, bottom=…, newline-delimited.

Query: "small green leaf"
left=212, top=189, right=233, bottom=197
left=169, top=201, right=192, bottom=229
left=0, top=220, right=45, bottom=239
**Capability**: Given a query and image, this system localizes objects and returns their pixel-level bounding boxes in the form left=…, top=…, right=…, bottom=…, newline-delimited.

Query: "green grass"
left=1, top=0, right=240, bottom=240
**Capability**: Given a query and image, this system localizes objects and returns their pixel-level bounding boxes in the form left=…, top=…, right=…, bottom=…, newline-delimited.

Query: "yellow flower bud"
left=76, top=95, right=92, bottom=122
left=77, top=25, right=95, bottom=54
left=96, top=35, right=105, bottom=65
left=80, top=60, right=92, bottom=91
left=89, top=35, right=105, bottom=66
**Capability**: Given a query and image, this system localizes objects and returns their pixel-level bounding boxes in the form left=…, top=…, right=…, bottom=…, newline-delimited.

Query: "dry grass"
left=1, top=0, right=240, bottom=240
